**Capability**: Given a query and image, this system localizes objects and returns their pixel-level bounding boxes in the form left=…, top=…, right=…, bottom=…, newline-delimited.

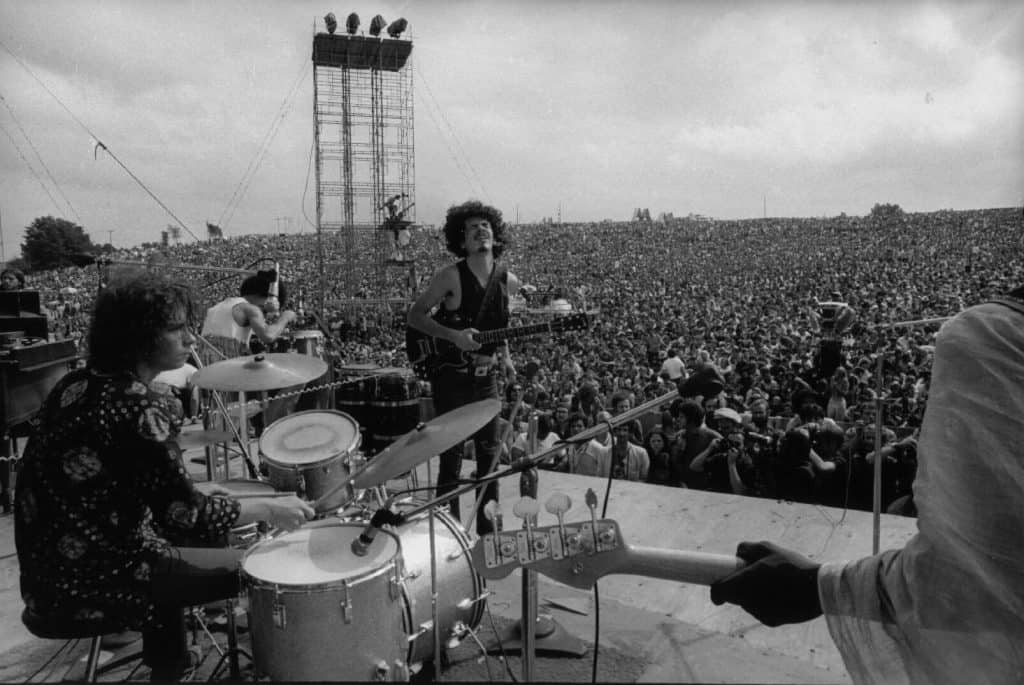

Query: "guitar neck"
left=614, top=545, right=743, bottom=586
left=473, top=322, right=557, bottom=345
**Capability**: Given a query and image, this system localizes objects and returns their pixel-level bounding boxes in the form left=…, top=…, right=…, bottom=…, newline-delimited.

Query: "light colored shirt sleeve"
left=817, top=303, right=1024, bottom=685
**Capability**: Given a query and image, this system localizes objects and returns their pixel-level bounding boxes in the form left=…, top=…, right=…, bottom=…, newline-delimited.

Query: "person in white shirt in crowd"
left=659, top=347, right=687, bottom=382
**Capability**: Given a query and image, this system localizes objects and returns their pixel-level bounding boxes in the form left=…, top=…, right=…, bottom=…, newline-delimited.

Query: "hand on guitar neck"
left=471, top=518, right=820, bottom=628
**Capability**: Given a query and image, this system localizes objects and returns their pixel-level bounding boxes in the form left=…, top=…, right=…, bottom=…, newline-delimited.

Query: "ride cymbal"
left=351, top=398, right=501, bottom=489
left=193, top=353, right=328, bottom=392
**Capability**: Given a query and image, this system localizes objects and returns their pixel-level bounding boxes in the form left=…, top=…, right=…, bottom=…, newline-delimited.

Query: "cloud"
left=669, top=6, right=1021, bottom=167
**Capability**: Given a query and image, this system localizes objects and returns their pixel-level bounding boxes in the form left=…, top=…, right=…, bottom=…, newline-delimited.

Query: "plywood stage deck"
left=0, top=425, right=918, bottom=682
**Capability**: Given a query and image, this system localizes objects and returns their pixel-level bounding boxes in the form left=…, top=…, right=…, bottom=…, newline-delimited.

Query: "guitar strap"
left=474, top=262, right=508, bottom=329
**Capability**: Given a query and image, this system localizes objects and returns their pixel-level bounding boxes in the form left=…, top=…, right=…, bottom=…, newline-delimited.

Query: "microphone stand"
left=393, top=388, right=681, bottom=523
left=481, top=413, right=585, bottom=662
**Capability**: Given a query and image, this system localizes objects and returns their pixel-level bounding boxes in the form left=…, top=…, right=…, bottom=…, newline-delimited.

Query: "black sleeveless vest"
left=455, top=260, right=508, bottom=355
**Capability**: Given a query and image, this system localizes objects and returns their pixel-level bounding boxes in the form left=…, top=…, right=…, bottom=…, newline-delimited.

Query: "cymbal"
left=193, top=353, right=328, bottom=392
left=351, top=398, right=501, bottom=489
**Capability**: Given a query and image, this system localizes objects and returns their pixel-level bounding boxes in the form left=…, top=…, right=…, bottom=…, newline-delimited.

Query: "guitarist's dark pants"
left=432, top=362, right=500, bottom=535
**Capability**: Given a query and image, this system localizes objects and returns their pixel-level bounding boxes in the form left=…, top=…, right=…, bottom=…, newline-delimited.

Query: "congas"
left=241, top=521, right=408, bottom=681
left=369, top=369, right=421, bottom=453
left=194, top=479, right=277, bottom=549
left=290, top=331, right=330, bottom=411
left=258, top=411, right=362, bottom=510
left=393, top=506, right=485, bottom=664
left=335, top=363, right=381, bottom=436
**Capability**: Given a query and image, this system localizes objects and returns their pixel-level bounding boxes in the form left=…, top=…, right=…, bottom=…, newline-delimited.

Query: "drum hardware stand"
left=207, top=599, right=254, bottom=681
left=428, top=496, right=443, bottom=679
left=185, top=598, right=252, bottom=681
left=192, top=333, right=261, bottom=481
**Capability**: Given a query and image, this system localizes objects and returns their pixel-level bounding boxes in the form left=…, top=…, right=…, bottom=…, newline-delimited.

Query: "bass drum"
left=241, top=521, right=409, bottom=682
left=394, top=505, right=485, bottom=665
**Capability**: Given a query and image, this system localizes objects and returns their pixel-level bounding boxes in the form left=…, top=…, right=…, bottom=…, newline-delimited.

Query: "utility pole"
left=763, top=195, right=767, bottom=219
left=0, top=207, right=5, bottom=264
left=107, top=229, right=114, bottom=246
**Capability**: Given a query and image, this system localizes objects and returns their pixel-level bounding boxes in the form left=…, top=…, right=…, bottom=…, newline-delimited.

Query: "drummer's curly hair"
left=443, top=200, right=509, bottom=259
left=88, top=269, right=199, bottom=374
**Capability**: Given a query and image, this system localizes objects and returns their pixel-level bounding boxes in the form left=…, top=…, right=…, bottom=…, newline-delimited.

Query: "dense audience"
left=12, top=206, right=1023, bottom=516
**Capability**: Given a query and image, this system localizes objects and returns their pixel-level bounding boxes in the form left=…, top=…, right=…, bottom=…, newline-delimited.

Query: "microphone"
left=266, top=262, right=280, bottom=312
left=351, top=507, right=404, bottom=556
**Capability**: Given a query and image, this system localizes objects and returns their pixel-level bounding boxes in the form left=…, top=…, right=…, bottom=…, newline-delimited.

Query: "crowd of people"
left=11, top=205, right=1022, bottom=517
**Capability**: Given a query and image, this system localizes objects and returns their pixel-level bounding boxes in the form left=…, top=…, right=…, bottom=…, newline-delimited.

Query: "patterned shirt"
left=14, top=367, right=241, bottom=629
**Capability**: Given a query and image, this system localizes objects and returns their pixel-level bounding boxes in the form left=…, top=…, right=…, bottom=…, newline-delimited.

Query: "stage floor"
left=0, top=423, right=919, bottom=682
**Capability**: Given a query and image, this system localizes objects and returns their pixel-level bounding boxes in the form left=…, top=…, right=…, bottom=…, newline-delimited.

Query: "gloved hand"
left=710, top=541, right=822, bottom=627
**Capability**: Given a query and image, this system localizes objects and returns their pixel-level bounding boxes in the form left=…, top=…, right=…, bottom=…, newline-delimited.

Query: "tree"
left=21, top=216, right=95, bottom=271
left=869, top=203, right=906, bottom=230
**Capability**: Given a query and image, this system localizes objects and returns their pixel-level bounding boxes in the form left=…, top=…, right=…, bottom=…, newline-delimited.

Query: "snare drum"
left=369, top=369, right=421, bottom=453
left=241, top=522, right=408, bottom=681
left=258, top=410, right=362, bottom=510
left=394, top=506, right=485, bottom=664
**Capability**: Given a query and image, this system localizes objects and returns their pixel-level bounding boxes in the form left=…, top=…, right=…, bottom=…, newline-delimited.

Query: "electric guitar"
left=405, top=312, right=589, bottom=377
left=470, top=518, right=744, bottom=588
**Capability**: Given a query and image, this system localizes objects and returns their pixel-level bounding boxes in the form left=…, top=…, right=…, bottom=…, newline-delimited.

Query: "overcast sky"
left=0, top=0, right=1021, bottom=251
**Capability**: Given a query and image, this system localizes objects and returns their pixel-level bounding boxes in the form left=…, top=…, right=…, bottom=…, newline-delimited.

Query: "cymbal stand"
left=463, top=396, right=524, bottom=535
left=429, top=494, right=442, bottom=679
left=191, top=334, right=259, bottom=480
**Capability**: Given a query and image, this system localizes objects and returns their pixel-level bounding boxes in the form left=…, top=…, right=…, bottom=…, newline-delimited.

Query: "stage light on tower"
left=345, top=12, right=360, bottom=35
left=387, top=18, right=408, bottom=38
left=369, top=14, right=386, bottom=36
left=324, top=12, right=338, bottom=35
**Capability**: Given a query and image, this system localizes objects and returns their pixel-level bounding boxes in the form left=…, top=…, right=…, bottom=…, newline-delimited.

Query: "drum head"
left=259, top=410, right=360, bottom=466
left=242, top=523, right=398, bottom=585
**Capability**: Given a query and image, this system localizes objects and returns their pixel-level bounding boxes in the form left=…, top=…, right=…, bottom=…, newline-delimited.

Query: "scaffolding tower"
left=311, top=29, right=416, bottom=321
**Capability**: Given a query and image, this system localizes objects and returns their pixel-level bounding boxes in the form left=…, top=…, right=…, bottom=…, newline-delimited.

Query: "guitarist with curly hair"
left=407, top=200, right=520, bottom=535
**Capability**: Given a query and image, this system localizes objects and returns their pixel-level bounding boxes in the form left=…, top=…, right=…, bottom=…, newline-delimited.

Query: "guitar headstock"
left=471, top=518, right=626, bottom=589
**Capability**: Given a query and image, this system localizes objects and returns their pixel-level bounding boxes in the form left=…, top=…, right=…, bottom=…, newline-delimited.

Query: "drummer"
left=200, top=270, right=300, bottom=425
left=199, top=269, right=296, bottom=362
left=14, top=270, right=314, bottom=681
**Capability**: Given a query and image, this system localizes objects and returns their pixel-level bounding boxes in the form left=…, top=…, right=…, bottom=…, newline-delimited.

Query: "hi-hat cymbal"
left=351, top=398, right=501, bottom=489
left=193, top=353, right=328, bottom=392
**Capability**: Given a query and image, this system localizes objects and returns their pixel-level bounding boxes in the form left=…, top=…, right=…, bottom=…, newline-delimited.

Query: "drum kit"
left=191, top=350, right=501, bottom=681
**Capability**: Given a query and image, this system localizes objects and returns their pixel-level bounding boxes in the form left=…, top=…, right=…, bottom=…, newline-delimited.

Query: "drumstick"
left=211, top=491, right=299, bottom=499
